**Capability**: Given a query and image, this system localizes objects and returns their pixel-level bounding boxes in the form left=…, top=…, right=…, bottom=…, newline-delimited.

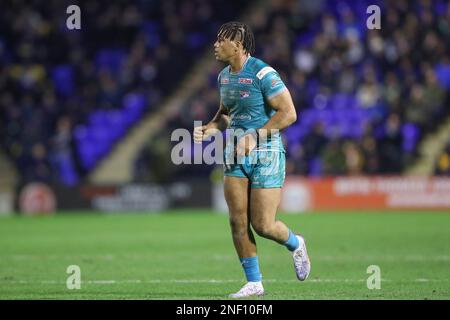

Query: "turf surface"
left=0, top=210, right=449, bottom=299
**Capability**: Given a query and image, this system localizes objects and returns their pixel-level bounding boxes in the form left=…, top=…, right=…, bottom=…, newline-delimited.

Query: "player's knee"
left=252, top=220, right=273, bottom=238
left=229, top=216, right=247, bottom=237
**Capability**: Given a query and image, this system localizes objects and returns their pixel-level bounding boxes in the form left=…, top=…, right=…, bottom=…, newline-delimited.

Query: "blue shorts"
left=224, top=150, right=286, bottom=188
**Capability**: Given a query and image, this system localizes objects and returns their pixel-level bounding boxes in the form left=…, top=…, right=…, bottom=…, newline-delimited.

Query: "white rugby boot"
left=292, top=234, right=311, bottom=281
left=229, top=281, right=264, bottom=298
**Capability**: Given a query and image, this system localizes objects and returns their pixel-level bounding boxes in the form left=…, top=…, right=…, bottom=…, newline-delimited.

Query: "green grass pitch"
left=0, top=210, right=449, bottom=299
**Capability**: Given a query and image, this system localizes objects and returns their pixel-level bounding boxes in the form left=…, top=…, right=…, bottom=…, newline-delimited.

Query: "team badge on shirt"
left=239, top=90, right=250, bottom=98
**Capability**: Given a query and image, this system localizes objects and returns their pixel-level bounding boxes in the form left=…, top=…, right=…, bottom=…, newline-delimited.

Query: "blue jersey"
left=218, top=56, right=287, bottom=153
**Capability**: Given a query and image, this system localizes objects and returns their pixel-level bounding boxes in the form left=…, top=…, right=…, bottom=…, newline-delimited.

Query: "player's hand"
left=236, top=133, right=257, bottom=156
left=193, top=124, right=219, bottom=144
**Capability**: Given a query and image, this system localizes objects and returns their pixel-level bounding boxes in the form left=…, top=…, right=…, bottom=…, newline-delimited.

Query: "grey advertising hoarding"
left=22, top=179, right=212, bottom=213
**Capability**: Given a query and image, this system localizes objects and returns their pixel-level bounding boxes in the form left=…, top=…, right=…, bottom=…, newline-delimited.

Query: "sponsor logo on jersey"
left=256, top=66, right=276, bottom=79
left=239, top=90, right=250, bottom=99
left=238, top=78, right=253, bottom=84
left=232, top=113, right=252, bottom=121
left=221, top=77, right=229, bottom=84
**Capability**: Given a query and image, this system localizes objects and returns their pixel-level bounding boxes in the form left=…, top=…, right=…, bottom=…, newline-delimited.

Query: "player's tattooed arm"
left=258, top=89, right=297, bottom=139
left=193, top=100, right=229, bottom=143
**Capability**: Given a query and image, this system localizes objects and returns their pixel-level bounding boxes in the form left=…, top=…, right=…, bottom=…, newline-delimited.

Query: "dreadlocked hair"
left=218, top=21, right=255, bottom=55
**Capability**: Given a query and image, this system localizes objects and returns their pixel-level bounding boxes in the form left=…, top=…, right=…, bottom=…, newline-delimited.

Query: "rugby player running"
left=194, top=21, right=310, bottom=298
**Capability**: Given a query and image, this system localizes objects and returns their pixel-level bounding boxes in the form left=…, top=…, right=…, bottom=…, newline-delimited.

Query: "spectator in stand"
left=321, top=139, right=346, bottom=175
left=435, top=141, right=450, bottom=175
left=378, top=112, right=403, bottom=173
left=343, top=141, right=364, bottom=175
left=303, top=122, right=328, bottom=162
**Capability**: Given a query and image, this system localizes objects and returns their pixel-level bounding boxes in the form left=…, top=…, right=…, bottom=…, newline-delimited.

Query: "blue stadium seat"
left=52, top=65, right=74, bottom=96
left=402, top=123, right=420, bottom=153
left=95, top=49, right=127, bottom=75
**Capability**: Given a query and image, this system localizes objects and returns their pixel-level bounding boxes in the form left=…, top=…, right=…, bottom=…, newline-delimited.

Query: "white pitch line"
left=310, top=255, right=450, bottom=262
left=4, top=254, right=450, bottom=262
left=1, top=278, right=448, bottom=285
